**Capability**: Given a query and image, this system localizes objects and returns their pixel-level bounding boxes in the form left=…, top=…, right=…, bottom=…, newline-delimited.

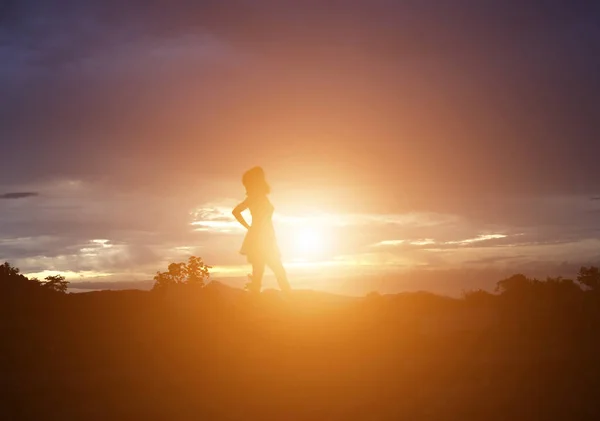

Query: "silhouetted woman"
left=232, top=166, right=291, bottom=294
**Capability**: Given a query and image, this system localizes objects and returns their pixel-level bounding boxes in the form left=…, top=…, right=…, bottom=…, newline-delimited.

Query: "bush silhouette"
left=152, top=255, right=211, bottom=293
left=577, top=266, right=600, bottom=291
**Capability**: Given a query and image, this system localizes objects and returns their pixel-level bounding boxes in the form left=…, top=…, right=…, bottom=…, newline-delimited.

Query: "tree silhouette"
left=541, top=276, right=580, bottom=293
left=576, top=266, right=600, bottom=291
left=152, top=256, right=211, bottom=293
left=462, top=288, right=495, bottom=305
left=186, top=256, right=211, bottom=286
left=41, top=274, right=69, bottom=293
left=1, top=261, right=28, bottom=280
left=495, top=273, right=534, bottom=294
left=0, top=261, right=41, bottom=295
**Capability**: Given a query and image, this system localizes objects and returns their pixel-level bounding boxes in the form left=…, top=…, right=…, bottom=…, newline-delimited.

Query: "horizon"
left=2, top=1, right=600, bottom=294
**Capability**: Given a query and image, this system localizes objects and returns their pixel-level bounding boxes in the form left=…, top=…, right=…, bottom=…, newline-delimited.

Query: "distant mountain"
left=68, top=280, right=154, bottom=292
left=68, top=278, right=252, bottom=294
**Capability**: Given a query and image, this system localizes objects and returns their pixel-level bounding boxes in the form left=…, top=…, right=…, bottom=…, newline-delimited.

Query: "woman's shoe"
left=244, top=274, right=261, bottom=295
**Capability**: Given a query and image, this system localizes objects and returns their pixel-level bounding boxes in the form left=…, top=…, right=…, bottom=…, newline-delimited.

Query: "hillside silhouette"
left=2, top=260, right=600, bottom=420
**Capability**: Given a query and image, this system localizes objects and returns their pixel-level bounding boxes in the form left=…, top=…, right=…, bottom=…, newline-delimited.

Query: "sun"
left=296, top=228, right=326, bottom=254
left=276, top=215, right=333, bottom=261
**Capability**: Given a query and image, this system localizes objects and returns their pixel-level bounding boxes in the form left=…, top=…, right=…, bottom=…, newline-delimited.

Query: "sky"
left=1, top=0, right=600, bottom=295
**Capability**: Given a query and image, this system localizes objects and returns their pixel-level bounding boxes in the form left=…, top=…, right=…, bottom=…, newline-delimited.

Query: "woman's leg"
left=267, top=257, right=291, bottom=293
left=249, top=260, right=265, bottom=294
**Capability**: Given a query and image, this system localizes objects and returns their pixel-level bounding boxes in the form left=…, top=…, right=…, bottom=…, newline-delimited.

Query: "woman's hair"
left=242, top=166, right=271, bottom=197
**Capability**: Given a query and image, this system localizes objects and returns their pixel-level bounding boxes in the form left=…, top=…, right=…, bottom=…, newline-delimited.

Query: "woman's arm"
left=232, top=199, right=251, bottom=230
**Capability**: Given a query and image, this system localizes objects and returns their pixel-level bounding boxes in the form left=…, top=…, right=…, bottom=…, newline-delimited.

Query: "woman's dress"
left=239, top=195, right=280, bottom=264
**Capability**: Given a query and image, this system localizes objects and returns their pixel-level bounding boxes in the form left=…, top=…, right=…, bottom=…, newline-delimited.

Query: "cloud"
left=2, top=187, right=600, bottom=291
left=371, top=234, right=510, bottom=249
left=445, top=234, right=508, bottom=246
left=0, top=192, right=38, bottom=199
left=0, top=180, right=237, bottom=276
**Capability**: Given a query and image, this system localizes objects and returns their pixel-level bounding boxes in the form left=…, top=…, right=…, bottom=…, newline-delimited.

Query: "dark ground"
left=2, top=284, right=600, bottom=420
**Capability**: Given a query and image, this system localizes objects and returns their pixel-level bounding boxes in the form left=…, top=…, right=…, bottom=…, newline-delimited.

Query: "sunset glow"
left=1, top=0, right=599, bottom=297
left=292, top=227, right=327, bottom=255
left=275, top=215, right=335, bottom=262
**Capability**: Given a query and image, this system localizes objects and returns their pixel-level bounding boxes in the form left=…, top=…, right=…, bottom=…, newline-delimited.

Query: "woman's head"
left=242, top=166, right=271, bottom=197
